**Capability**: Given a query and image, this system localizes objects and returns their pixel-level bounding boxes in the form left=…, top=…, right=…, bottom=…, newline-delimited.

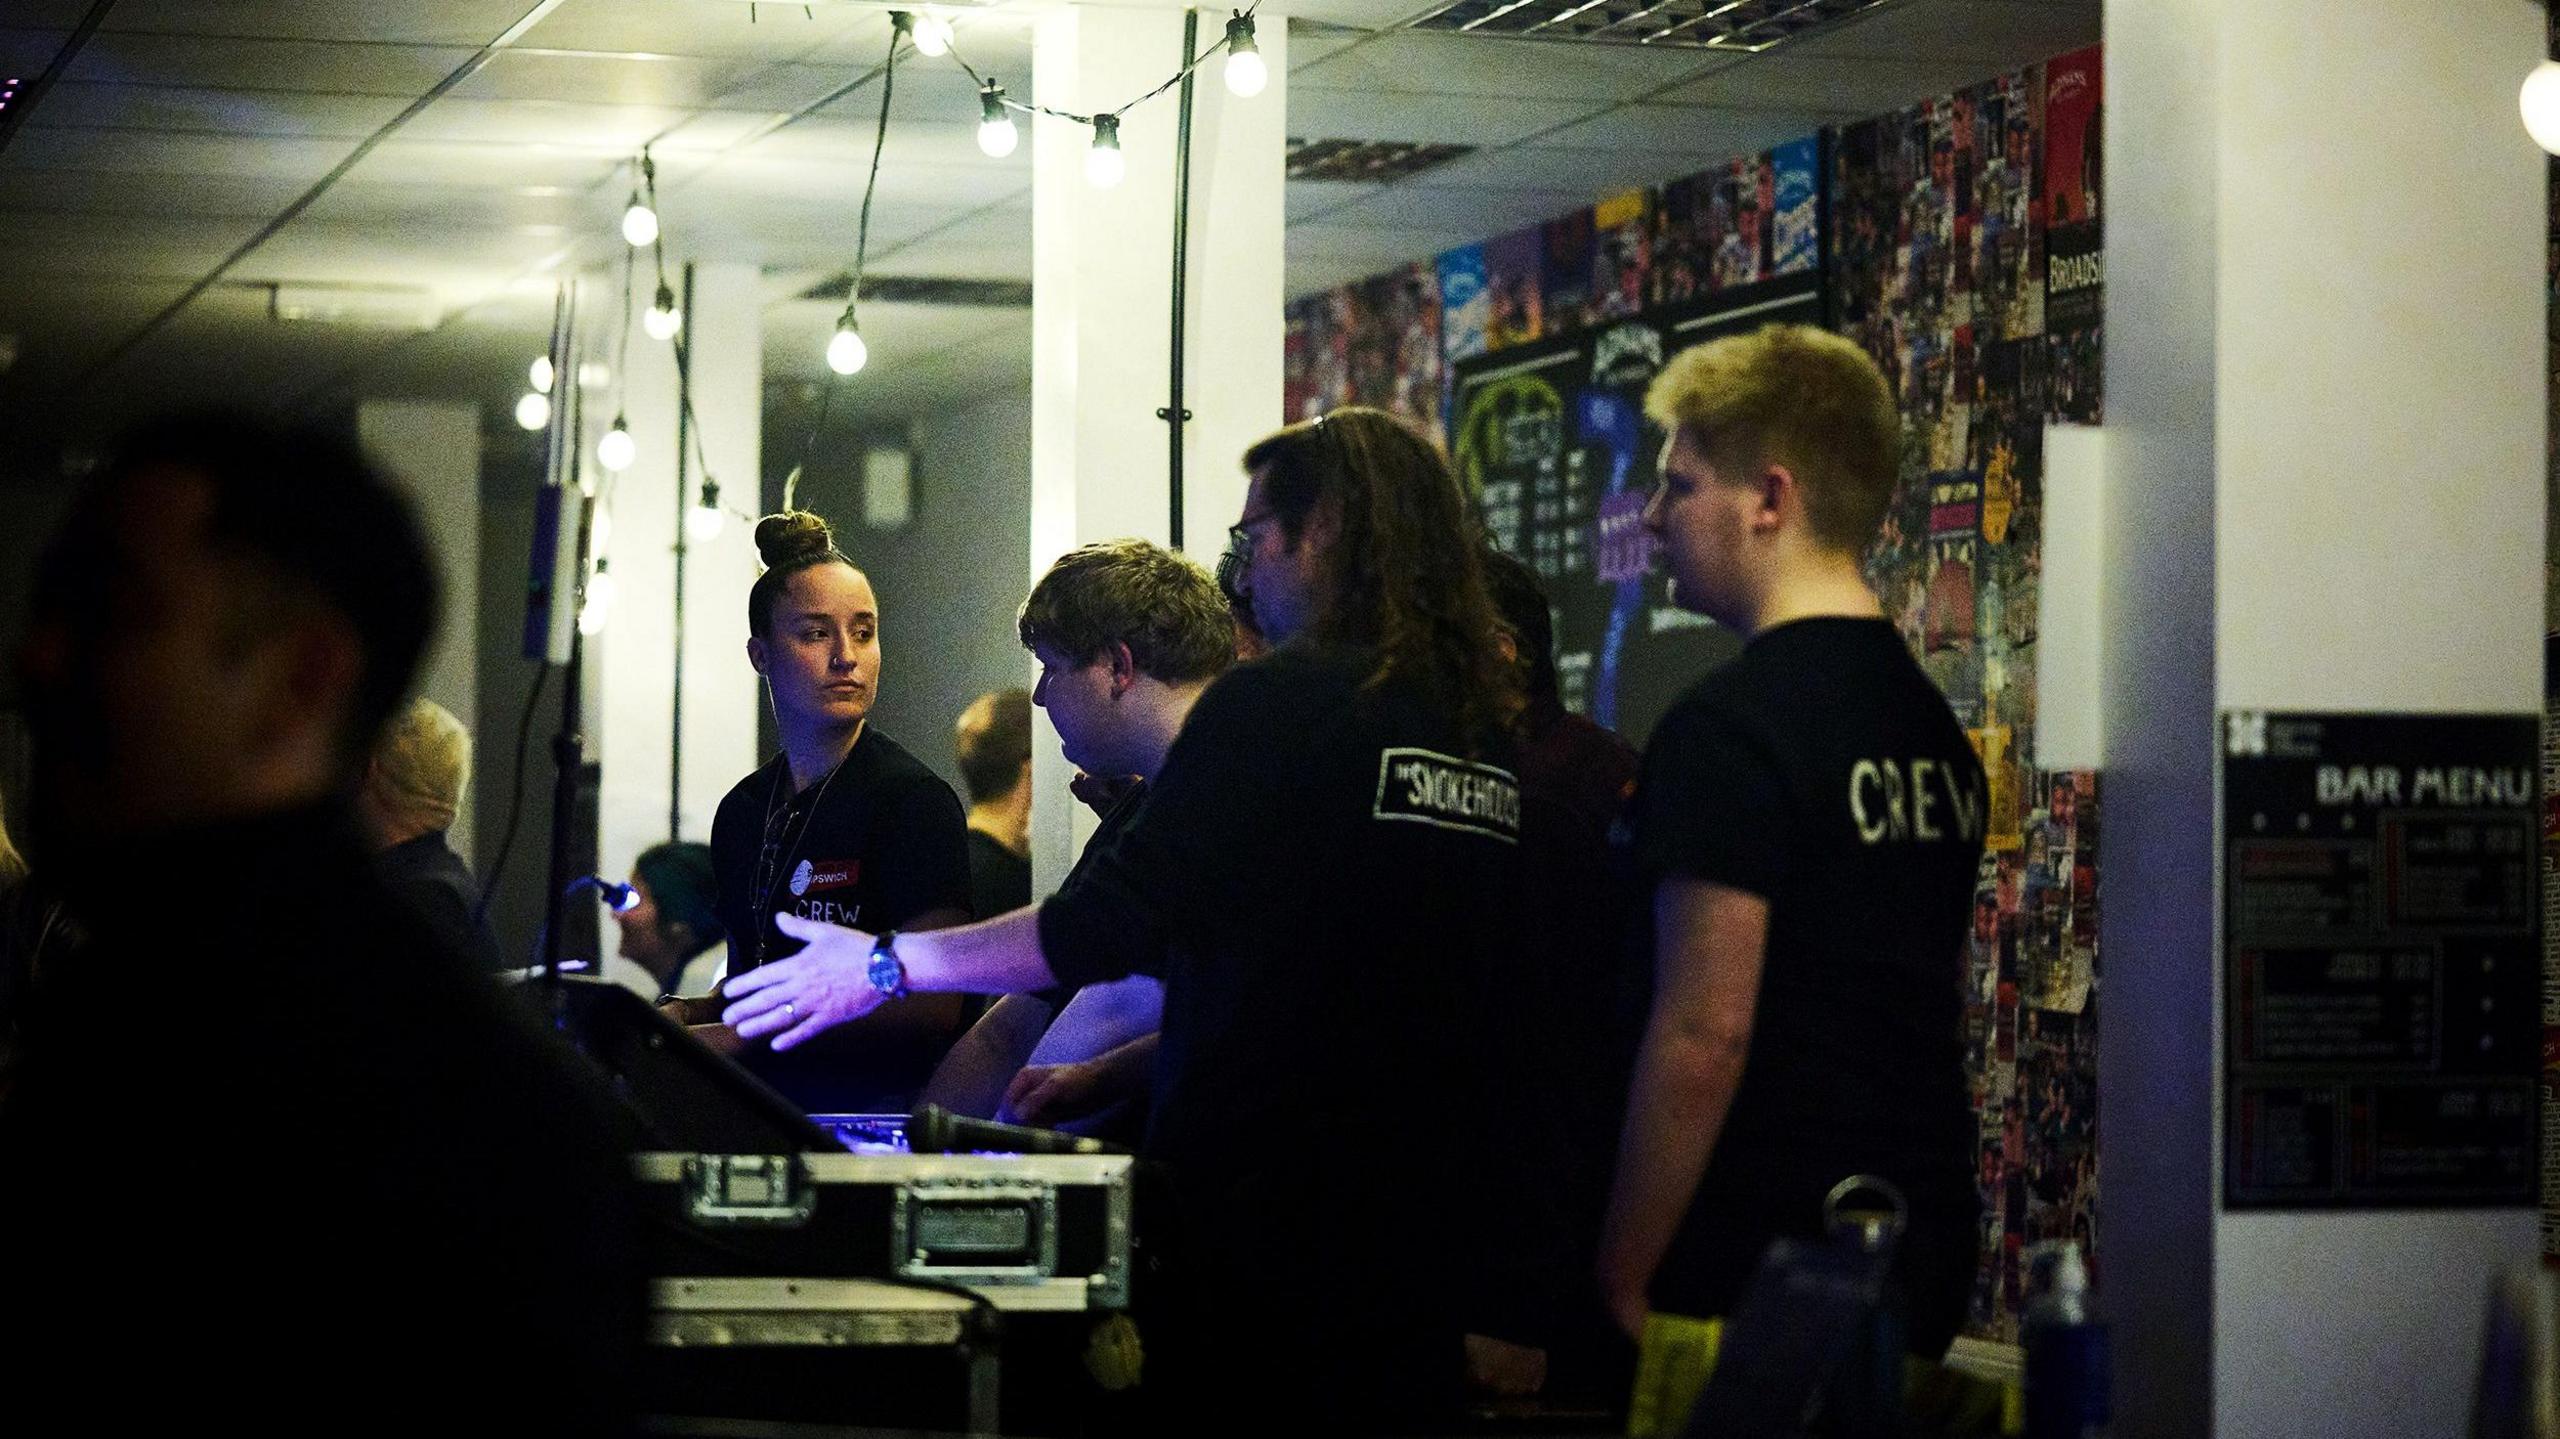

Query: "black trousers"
left=1130, top=1160, right=1467, bottom=1435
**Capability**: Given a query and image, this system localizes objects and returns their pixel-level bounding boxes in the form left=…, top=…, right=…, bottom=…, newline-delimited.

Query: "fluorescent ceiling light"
left=270, top=283, right=444, bottom=330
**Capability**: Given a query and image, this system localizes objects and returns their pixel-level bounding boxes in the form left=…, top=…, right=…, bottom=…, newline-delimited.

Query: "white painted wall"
left=590, top=263, right=763, bottom=955
left=824, top=389, right=1038, bottom=801
left=1027, top=5, right=1285, bottom=893
left=359, top=399, right=481, bottom=860
left=2104, top=2, right=2546, bottom=1433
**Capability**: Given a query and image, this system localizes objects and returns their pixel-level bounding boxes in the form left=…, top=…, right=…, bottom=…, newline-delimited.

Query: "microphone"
left=564, top=875, right=639, bottom=912
left=906, top=1103, right=1129, bottom=1156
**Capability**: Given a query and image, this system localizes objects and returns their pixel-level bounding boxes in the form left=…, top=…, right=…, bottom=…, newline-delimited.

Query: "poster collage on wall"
left=1285, top=45, right=2104, bottom=1343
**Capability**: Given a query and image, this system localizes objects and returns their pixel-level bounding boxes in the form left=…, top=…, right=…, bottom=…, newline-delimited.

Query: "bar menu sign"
left=2223, top=711, right=2540, bottom=1209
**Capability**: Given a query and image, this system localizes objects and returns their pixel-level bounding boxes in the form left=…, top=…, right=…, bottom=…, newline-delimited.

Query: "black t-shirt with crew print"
left=1631, top=616, right=1986, bottom=1355
left=710, top=724, right=973, bottom=1113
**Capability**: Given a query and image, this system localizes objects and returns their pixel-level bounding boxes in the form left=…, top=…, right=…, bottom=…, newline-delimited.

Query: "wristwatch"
left=866, top=930, right=908, bottom=1000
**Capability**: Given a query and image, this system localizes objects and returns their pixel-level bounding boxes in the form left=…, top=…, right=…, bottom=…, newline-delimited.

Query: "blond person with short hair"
left=360, top=697, right=505, bottom=972
left=1598, top=324, right=1988, bottom=1362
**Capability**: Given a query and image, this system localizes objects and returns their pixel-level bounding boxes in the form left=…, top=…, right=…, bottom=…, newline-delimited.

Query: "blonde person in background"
left=358, top=697, right=504, bottom=973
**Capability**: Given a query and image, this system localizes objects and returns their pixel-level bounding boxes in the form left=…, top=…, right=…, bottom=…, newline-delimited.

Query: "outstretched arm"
left=720, top=906, right=1060, bottom=1051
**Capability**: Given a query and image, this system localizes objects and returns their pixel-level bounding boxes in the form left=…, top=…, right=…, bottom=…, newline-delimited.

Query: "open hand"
left=720, top=913, right=888, bottom=1050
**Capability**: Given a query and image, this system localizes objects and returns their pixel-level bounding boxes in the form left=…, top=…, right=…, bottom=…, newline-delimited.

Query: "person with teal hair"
left=609, top=841, right=727, bottom=1000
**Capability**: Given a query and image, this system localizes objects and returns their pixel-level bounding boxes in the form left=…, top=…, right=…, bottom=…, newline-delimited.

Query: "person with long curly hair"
left=719, top=408, right=1557, bottom=1429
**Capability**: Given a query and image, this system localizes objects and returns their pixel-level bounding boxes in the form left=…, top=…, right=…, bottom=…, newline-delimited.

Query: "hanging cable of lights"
left=520, top=4, right=1273, bottom=592
left=779, top=5, right=1267, bottom=493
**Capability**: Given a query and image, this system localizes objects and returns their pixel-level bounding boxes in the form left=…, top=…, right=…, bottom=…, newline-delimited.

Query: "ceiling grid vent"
left=1403, top=0, right=1902, bottom=52
left=1286, top=138, right=1479, bottom=183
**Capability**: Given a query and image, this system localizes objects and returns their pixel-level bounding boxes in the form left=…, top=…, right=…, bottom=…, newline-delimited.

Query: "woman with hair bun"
left=672, top=510, right=973, bottom=1112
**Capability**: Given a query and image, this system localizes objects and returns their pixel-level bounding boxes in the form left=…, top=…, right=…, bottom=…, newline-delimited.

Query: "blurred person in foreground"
left=1, top=413, right=643, bottom=1434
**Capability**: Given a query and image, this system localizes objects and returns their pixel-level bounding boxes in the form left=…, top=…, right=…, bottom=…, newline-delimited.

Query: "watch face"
left=867, top=951, right=903, bottom=995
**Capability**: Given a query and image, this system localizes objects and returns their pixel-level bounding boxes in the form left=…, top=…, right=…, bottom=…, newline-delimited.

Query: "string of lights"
left=518, top=2, right=1273, bottom=626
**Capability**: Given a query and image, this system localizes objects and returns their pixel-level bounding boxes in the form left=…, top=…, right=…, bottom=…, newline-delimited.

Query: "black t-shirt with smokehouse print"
left=710, top=725, right=972, bottom=1112
left=1036, top=645, right=1564, bottom=1357
left=1631, top=617, right=1986, bottom=1326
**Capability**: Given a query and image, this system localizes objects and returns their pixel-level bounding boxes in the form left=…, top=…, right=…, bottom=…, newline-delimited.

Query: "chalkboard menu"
left=1450, top=276, right=1819, bottom=748
left=2222, top=711, right=2541, bottom=1208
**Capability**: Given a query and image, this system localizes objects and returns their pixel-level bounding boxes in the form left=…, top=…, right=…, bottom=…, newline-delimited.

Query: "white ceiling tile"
left=764, top=310, right=1032, bottom=425
left=342, top=138, right=632, bottom=189
left=1281, top=0, right=1453, bottom=31
left=517, top=1, right=887, bottom=61
left=7, top=5, right=91, bottom=28
left=237, top=223, right=577, bottom=293
left=298, top=181, right=592, bottom=230
left=1291, top=31, right=1725, bottom=102
left=26, top=82, right=411, bottom=137
left=1397, top=145, right=1727, bottom=196
left=395, top=98, right=696, bottom=151
left=0, top=26, right=74, bottom=78
left=0, top=278, right=192, bottom=331
left=1285, top=24, right=1373, bottom=72
left=698, top=60, right=895, bottom=113
left=1305, top=184, right=1591, bottom=236
left=1530, top=104, right=1832, bottom=155
left=100, top=0, right=537, bottom=47
left=1287, top=86, right=1600, bottom=146
left=1659, top=51, right=2032, bottom=114
left=0, top=215, right=254, bottom=278
left=1287, top=179, right=1383, bottom=221
left=62, top=32, right=482, bottom=94
left=1285, top=222, right=1477, bottom=291
left=866, top=205, right=1032, bottom=279
left=1791, top=0, right=2099, bottom=64
left=455, top=49, right=750, bottom=108
left=0, top=126, right=355, bottom=179
left=0, top=165, right=311, bottom=218
left=648, top=110, right=796, bottom=152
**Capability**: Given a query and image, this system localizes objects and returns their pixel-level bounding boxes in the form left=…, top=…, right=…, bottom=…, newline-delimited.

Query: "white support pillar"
left=589, top=261, right=764, bottom=949
left=2102, top=3, right=2546, bottom=1434
left=1026, top=5, right=1285, bottom=892
left=358, top=399, right=481, bottom=859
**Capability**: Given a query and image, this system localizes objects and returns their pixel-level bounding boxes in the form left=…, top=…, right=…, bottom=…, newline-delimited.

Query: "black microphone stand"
left=539, top=513, right=593, bottom=979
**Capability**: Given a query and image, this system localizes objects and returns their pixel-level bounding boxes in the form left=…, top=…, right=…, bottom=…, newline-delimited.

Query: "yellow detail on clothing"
left=1083, top=1313, right=1144, bottom=1392
left=1627, top=1311, right=1722, bottom=1437
left=1626, top=1310, right=2020, bottom=1436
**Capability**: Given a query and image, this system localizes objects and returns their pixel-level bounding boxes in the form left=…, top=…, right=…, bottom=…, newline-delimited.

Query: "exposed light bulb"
left=578, top=562, right=617, bottom=635
left=529, top=354, right=555, bottom=394
left=1223, top=14, right=1266, bottom=98
left=1086, top=114, right=1125, bottom=190
left=910, top=10, right=954, bottom=57
left=644, top=282, right=682, bottom=340
left=2524, top=61, right=2560, bottom=156
left=597, top=417, right=636, bottom=472
left=976, top=82, right=1018, bottom=159
left=826, top=320, right=869, bottom=376
left=687, top=480, right=726, bottom=543
left=621, top=193, right=659, bottom=248
left=514, top=391, right=552, bottom=431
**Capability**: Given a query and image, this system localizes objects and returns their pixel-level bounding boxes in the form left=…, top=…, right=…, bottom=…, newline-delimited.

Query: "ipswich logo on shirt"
left=1372, top=747, right=1522, bottom=843
left=790, top=858, right=862, bottom=897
